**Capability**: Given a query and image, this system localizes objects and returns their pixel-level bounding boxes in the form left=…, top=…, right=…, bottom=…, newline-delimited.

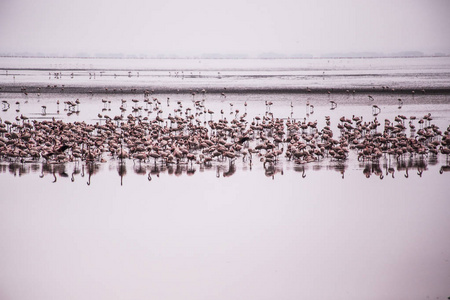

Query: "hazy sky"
left=1, top=0, right=449, bottom=56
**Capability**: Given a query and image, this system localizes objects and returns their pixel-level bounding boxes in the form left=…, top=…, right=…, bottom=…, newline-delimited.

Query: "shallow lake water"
left=0, top=57, right=449, bottom=300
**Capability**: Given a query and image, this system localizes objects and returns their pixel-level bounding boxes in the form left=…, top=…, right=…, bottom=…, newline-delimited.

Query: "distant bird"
left=330, top=100, right=337, bottom=110
left=372, top=105, right=381, bottom=116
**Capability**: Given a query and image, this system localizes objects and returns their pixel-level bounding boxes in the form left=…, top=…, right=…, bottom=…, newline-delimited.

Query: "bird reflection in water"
left=396, top=158, right=428, bottom=178
left=293, top=165, right=307, bottom=178
left=440, top=165, right=450, bottom=174
left=264, top=162, right=283, bottom=179
left=85, top=162, right=99, bottom=185
left=363, top=162, right=384, bottom=179
left=147, top=165, right=160, bottom=181
left=39, top=163, right=69, bottom=183
left=382, top=160, right=396, bottom=178
left=330, top=163, right=347, bottom=179
left=216, top=163, right=236, bottom=178
left=133, top=163, right=147, bottom=176
left=71, top=164, right=82, bottom=182
left=0, top=152, right=446, bottom=185
left=117, top=162, right=126, bottom=186
left=186, top=165, right=196, bottom=176
left=174, top=164, right=183, bottom=176
left=7, top=162, right=30, bottom=177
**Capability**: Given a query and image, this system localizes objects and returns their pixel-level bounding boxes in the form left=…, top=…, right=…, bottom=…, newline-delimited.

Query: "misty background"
left=0, top=0, right=449, bottom=58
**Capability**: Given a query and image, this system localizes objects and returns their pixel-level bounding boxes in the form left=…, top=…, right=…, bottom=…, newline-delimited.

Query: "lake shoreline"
left=2, top=84, right=450, bottom=95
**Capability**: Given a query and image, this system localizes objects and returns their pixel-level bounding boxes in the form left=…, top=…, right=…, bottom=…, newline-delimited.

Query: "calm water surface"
left=0, top=57, right=449, bottom=300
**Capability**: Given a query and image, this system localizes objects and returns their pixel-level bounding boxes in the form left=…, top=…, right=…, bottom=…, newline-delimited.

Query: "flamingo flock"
left=1, top=92, right=449, bottom=182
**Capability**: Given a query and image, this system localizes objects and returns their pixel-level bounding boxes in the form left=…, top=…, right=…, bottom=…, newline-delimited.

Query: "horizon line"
left=1, top=50, right=450, bottom=60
